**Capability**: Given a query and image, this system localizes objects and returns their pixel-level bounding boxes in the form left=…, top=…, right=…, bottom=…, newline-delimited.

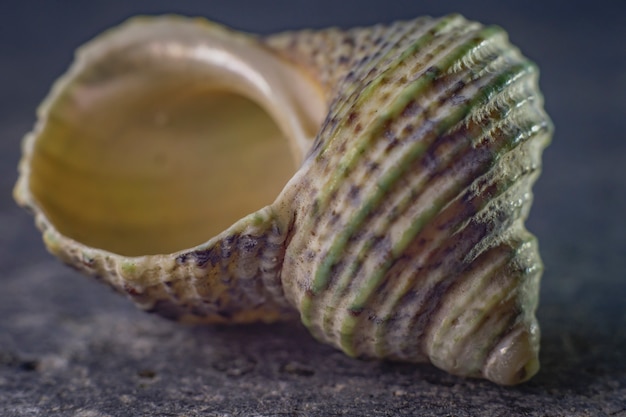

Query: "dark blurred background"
left=1, top=1, right=625, bottom=415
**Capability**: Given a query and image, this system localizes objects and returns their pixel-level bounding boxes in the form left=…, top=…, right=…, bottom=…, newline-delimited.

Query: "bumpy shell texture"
left=14, top=14, right=552, bottom=385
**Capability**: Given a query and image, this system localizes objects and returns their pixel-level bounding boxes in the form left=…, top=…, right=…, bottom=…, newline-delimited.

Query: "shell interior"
left=24, top=19, right=325, bottom=256
left=30, top=88, right=292, bottom=256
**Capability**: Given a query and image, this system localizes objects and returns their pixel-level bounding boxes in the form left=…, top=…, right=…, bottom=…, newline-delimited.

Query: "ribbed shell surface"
left=277, top=15, right=551, bottom=379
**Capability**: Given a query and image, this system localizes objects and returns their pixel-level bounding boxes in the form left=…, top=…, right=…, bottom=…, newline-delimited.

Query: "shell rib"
left=273, top=14, right=551, bottom=385
left=14, top=14, right=552, bottom=385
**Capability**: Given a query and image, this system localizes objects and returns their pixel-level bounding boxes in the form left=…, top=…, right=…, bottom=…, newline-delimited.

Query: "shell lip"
left=13, top=15, right=328, bottom=265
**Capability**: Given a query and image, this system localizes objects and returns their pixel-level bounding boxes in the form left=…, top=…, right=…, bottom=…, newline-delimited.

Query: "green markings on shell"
left=15, top=13, right=551, bottom=386
left=280, top=15, right=550, bottom=385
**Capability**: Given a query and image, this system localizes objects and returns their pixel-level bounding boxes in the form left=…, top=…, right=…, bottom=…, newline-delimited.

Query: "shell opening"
left=24, top=19, right=326, bottom=256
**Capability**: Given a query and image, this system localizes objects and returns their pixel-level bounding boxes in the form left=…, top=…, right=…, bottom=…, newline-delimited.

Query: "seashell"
left=14, top=14, right=552, bottom=385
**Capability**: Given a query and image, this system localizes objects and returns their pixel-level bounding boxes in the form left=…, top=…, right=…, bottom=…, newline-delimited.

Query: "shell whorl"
left=14, top=14, right=551, bottom=385
left=274, top=14, right=551, bottom=385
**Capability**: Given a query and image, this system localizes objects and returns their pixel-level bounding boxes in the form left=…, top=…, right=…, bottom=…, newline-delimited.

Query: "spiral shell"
left=14, top=14, right=552, bottom=385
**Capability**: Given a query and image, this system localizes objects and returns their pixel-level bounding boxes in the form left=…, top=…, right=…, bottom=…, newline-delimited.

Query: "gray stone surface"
left=1, top=1, right=625, bottom=416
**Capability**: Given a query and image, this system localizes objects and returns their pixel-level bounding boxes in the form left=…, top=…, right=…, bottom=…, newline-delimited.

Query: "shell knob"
left=14, top=14, right=552, bottom=385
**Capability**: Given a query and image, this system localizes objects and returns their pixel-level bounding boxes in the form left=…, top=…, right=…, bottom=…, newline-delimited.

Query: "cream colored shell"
left=14, top=14, right=552, bottom=385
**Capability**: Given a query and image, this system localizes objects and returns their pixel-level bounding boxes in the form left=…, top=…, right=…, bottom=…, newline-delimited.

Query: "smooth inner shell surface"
left=30, top=86, right=291, bottom=256
left=25, top=20, right=325, bottom=257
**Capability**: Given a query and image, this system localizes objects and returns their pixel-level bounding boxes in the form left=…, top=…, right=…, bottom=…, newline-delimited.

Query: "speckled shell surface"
left=14, top=14, right=551, bottom=385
